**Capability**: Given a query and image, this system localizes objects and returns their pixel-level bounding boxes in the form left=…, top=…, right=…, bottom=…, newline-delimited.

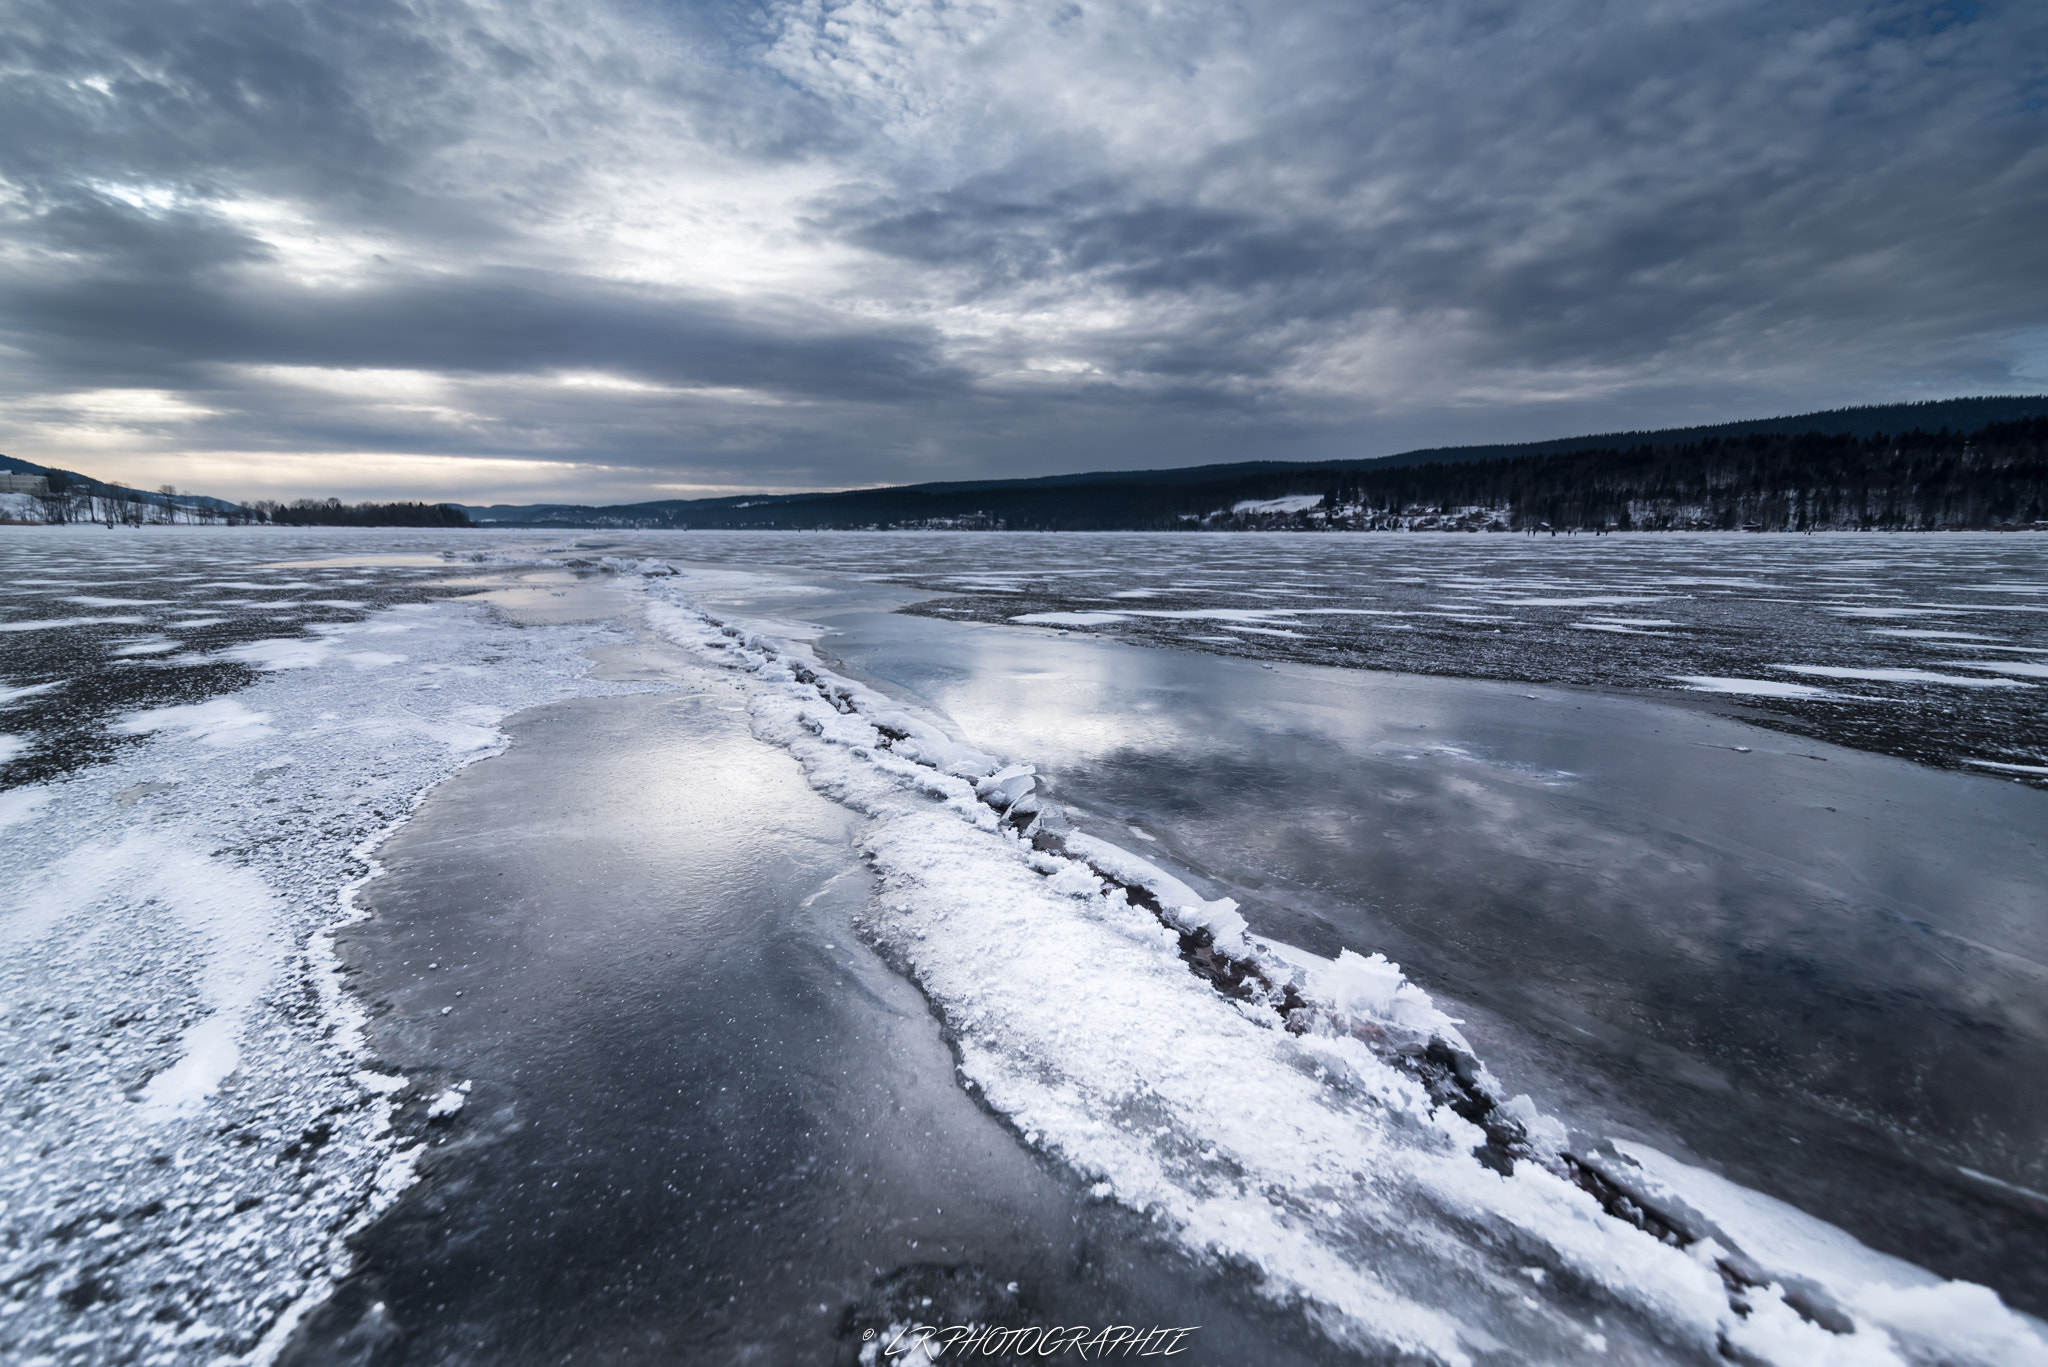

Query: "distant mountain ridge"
left=464, top=396, right=2048, bottom=530
left=7, top=396, right=2046, bottom=531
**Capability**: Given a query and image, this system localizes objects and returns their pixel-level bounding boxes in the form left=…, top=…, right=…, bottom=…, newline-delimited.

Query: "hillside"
left=0, top=455, right=469, bottom=527
left=465, top=401, right=2048, bottom=532
left=7, top=396, right=2046, bottom=532
left=0, top=453, right=254, bottom=525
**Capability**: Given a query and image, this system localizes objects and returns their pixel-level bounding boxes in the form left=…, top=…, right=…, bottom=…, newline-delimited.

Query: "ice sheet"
left=643, top=569, right=2045, bottom=1367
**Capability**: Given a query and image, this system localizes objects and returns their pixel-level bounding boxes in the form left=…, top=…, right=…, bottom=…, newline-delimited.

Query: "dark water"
left=286, top=644, right=1340, bottom=1367
left=666, top=562, right=2048, bottom=1314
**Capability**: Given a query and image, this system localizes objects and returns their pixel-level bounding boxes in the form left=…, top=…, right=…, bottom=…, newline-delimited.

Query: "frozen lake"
left=2, top=527, right=2044, bottom=1366
left=672, top=530, right=2048, bottom=784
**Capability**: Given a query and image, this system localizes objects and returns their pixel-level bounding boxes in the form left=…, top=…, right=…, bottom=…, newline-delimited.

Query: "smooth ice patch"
left=640, top=583, right=2045, bottom=1366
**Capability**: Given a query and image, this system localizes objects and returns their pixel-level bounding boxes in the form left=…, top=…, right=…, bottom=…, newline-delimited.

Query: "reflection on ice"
left=665, top=529, right=2048, bottom=781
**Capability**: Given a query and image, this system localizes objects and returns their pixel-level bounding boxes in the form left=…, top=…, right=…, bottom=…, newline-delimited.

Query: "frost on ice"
left=0, top=561, right=644, bottom=1367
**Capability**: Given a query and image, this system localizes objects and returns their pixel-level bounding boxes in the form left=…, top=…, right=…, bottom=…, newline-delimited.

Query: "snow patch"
left=0, top=549, right=652, bottom=1366
left=1010, top=611, right=1132, bottom=627
left=0, top=614, right=151, bottom=631
left=1772, top=664, right=2033, bottom=687
left=1672, top=676, right=1832, bottom=699
left=0, top=785, right=54, bottom=828
left=1231, top=494, right=1326, bottom=515
left=1946, top=659, right=2048, bottom=679
left=222, top=636, right=335, bottom=670
left=112, top=697, right=276, bottom=746
left=0, top=680, right=62, bottom=706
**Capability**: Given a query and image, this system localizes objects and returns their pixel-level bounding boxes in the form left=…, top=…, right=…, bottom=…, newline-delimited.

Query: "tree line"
left=1302, top=419, right=2048, bottom=532
left=249, top=498, right=474, bottom=527
left=491, top=417, right=2048, bottom=532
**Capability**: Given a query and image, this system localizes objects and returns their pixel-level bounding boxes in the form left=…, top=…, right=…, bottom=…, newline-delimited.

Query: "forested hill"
left=1345, top=394, right=2048, bottom=472
left=1307, top=418, right=2048, bottom=532
left=469, top=413, right=2048, bottom=532
left=0, top=454, right=471, bottom=527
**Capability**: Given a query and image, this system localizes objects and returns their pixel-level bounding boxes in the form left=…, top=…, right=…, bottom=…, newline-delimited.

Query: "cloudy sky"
left=4, top=1, right=2045, bottom=504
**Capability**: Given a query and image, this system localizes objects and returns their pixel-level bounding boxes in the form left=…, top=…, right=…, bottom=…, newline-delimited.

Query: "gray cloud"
left=1, top=0, right=2044, bottom=500
left=0, top=262, right=960, bottom=400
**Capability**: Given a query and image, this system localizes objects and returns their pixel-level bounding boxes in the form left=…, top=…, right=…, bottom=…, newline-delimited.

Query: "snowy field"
left=3, top=527, right=2045, bottom=1366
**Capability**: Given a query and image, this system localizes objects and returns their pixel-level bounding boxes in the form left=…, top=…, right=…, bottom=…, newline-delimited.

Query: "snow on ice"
left=0, top=550, right=646, bottom=1366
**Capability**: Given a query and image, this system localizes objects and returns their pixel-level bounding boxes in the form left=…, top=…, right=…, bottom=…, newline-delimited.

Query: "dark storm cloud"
left=0, top=260, right=959, bottom=402
left=2, top=0, right=2045, bottom=498
left=826, top=2, right=2048, bottom=385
